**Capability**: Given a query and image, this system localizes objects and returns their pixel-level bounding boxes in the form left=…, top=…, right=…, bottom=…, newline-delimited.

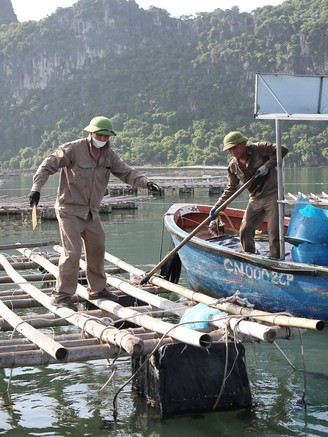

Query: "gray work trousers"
left=240, top=192, right=280, bottom=258
left=51, top=210, right=106, bottom=303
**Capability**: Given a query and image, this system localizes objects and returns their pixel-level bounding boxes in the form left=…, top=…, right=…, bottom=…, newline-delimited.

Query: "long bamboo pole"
left=9, top=250, right=145, bottom=356
left=74, top=251, right=212, bottom=348
left=0, top=241, right=59, bottom=250
left=0, top=309, right=103, bottom=331
left=0, top=335, right=179, bottom=368
left=209, top=315, right=306, bottom=342
left=0, top=332, right=89, bottom=346
left=102, top=251, right=325, bottom=331
left=0, top=334, right=175, bottom=357
left=0, top=269, right=67, bottom=360
left=30, top=248, right=212, bottom=349
left=0, top=260, right=56, bottom=271
left=1, top=298, right=43, bottom=309
left=60, top=245, right=309, bottom=343
left=0, top=273, right=56, bottom=284
left=0, top=337, right=96, bottom=349
left=69, top=245, right=187, bottom=318
left=0, top=266, right=123, bottom=284
left=0, top=338, right=100, bottom=353
left=0, top=344, right=124, bottom=368
left=140, top=177, right=255, bottom=284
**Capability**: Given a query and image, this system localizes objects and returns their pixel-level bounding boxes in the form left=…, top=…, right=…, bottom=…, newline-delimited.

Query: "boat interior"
left=176, top=206, right=294, bottom=262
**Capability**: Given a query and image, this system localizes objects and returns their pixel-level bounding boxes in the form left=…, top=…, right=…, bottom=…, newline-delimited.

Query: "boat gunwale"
left=164, top=203, right=328, bottom=277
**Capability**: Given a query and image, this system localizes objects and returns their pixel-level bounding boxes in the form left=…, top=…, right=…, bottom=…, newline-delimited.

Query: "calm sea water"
left=0, top=167, right=327, bottom=436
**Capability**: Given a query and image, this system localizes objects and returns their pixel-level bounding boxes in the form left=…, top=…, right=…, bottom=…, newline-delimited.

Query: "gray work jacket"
left=218, top=142, right=288, bottom=206
left=31, top=137, right=148, bottom=219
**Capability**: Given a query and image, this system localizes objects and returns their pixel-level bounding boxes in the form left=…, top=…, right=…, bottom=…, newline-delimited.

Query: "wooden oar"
left=32, top=204, right=38, bottom=230
left=140, top=176, right=255, bottom=284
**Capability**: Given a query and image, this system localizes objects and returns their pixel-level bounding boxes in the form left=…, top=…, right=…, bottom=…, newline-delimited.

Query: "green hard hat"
left=84, top=116, right=116, bottom=136
left=223, top=131, right=248, bottom=151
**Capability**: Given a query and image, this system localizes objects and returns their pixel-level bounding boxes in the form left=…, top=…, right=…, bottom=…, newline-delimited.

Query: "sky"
left=11, top=0, right=285, bottom=22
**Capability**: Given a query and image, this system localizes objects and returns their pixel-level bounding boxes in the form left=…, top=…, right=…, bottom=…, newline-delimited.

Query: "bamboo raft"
left=0, top=194, right=152, bottom=218
left=0, top=242, right=324, bottom=370
left=1, top=188, right=327, bottom=219
left=0, top=177, right=227, bottom=219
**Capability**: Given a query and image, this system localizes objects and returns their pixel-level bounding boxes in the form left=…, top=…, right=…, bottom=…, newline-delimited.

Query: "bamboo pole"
left=0, top=334, right=176, bottom=356
left=74, top=250, right=212, bottom=348
left=26, top=248, right=212, bottom=349
left=0, top=287, right=50, bottom=297
left=0, top=332, right=91, bottom=346
left=0, top=260, right=57, bottom=271
left=209, top=315, right=306, bottom=342
left=142, top=336, right=176, bottom=352
left=0, top=241, right=58, bottom=250
left=0, top=266, right=123, bottom=281
left=0, top=334, right=88, bottom=348
left=102, top=251, right=325, bottom=331
left=0, top=336, right=180, bottom=368
left=209, top=302, right=325, bottom=331
left=0, top=259, right=123, bottom=272
left=0, top=338, right=102, bottom=353
left=140, top=177, right=255, bottom=284
left=0, top=292, right=67, bottom=360
left=72, top=246, right=187, bottom=318
left=0, top=344, right=125, bottom=368
left=6, top=251, right=144, bottom=356
left=0, top=293, right=40, bottom=301
left=0, top=309, right=103, bottom=331
left=1, top=298, right=44, bottom=308
left=0, top=273, right=56, bottom=283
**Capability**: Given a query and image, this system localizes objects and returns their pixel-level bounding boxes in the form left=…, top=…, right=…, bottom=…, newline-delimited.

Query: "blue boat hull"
left=165, top=204, right=328, bottom=321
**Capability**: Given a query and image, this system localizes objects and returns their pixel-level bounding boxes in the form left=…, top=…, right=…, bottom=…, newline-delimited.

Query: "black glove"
left=147, top=182, right=163, bottom=195
left=29, top=191, right=40, bottom=207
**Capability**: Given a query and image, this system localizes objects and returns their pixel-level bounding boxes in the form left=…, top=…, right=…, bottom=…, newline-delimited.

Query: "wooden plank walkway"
left=0, top=242, right=323, bottom=369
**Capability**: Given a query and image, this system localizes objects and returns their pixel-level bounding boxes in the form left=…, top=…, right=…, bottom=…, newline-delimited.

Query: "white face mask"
left=92, top=138, right=108, bottom=148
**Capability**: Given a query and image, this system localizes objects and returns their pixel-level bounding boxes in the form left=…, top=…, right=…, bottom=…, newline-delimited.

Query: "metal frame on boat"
left=255, top=73, right=328, bottom=258
left=164, top=74, right=328, bottom=321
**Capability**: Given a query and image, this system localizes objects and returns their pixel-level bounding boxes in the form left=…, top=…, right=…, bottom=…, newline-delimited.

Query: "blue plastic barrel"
left=287, top=202, right=328, bottom=245
left=291, top=242, right=328, bottom=266
left=286, top=193, right=309, bottom=245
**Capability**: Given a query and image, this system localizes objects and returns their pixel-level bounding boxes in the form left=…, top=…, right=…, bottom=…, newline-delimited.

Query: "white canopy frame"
left=254, top=73, right=328, bottom=259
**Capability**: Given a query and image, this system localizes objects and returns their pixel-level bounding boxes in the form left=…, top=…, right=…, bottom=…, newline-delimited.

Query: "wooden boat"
left=164, top=203, right=328, bottom=321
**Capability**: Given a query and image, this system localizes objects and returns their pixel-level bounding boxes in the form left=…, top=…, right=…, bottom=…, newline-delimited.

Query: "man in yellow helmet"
left=210, top=131, right=288, bottom=259
left=29, top=116, right=162, bottom=311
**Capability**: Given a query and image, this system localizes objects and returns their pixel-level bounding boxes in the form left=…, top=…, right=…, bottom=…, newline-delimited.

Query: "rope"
left=273, top=329, right=308, bottom=408
left=111, top=322, right=183, bottom=422
left=273, top=340, right=296, bottom=370
left=220, top=211, right=239, bottom=235
left=212, top=324, right=230, bottom=409
left=299, top=330, right=308, bottom=409
left=159, top=214, right=166, bottom=260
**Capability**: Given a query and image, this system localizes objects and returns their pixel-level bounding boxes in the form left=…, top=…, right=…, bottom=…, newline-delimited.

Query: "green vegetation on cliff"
left=0, top=0, right=327, bottom=169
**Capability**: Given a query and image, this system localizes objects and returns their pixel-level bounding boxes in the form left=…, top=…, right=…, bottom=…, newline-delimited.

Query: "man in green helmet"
left=209, top=131, right=288, bottom=259
left=28, top=116, right=162, bottom=311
